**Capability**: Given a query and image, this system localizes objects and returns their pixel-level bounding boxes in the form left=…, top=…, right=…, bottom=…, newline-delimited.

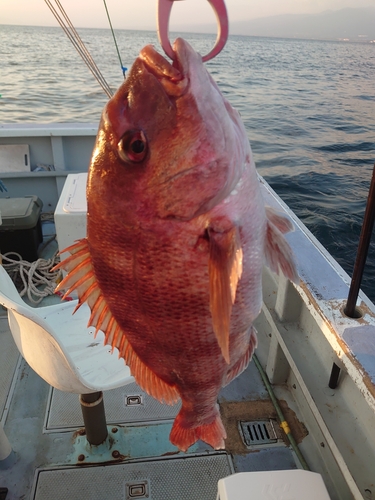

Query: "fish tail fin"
left=265, top=207, right=299, bottom=284
left=170, top=404, right=226, bottom=452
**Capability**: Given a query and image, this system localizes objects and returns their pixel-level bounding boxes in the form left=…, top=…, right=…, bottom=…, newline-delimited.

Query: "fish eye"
left=118, top=130, right=148, bottom=163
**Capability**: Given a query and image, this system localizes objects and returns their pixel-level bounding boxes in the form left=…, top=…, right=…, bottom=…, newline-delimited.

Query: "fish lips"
left=139, top=42, right=189, bottom=98
left=139, top=38, right=206, bottom=99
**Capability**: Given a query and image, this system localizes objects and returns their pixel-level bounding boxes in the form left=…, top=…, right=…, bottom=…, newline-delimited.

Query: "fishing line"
left=102, top=0, right=127, bottom=78
left=44, top=0, right=113, bottom=98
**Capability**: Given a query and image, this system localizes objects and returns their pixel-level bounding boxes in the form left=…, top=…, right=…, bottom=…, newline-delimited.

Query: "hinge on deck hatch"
left=125, top=479, right=150, bottom=499
left=124, top=394, right=144, bottom=407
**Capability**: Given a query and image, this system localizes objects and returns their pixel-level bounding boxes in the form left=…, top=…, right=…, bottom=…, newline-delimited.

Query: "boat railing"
left=259, top=180, right=375, bottom=499
left=0, top=123, right=98, bottom=212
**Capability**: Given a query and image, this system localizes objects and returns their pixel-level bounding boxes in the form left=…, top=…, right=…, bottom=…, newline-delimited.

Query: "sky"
left=1, top=0, right=375, bottom=31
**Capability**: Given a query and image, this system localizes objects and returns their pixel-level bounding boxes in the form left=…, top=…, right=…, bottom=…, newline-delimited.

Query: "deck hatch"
left=32, top=453, right=232, bottom=500
left=239, top=419, right=279, bottom=446
left=44, top=382, right=181, bottom=431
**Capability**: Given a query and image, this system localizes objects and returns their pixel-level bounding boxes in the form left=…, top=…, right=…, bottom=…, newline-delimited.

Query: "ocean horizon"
left=1, top=24, right=375, bottom=299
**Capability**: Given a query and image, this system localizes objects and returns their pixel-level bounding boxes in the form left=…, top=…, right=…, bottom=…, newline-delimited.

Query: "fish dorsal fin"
left=208, top=226, right=243, bottom=364
left=53, top=239, right=179, bottom=405
left=264, top=207, right=299, bottom=284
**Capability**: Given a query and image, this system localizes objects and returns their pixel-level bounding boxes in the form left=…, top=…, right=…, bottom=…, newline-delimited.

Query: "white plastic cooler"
left=217, top=470, right=331, bottom=500
left=54, top=173, right=88, bottom=255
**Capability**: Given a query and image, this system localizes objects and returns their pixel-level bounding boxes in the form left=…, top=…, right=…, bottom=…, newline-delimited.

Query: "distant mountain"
left=230, top=7, right=375, bottom=41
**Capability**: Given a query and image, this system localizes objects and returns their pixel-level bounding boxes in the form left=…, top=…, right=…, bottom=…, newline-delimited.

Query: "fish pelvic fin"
left=170, top=403, right=226, bottom=452
left=208, top=226, right=243, bottom=365
left=264, top=207, right=299, bottom=284
left=53, top=239, right=180, bottom=405
left=223, top=326, right=258, bottom=387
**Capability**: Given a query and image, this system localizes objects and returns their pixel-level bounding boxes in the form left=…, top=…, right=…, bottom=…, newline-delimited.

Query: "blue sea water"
left=1, top=24, right=375, bottom=300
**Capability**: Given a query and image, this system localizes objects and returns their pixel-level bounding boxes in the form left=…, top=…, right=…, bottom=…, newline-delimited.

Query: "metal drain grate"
left=239, top=420, right=281, bottom=447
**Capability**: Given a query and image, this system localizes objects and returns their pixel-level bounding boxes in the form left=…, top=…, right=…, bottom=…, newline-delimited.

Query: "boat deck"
left=1, top=146, right=375, bottom=499
left=0, top=310, right=301, bottom=500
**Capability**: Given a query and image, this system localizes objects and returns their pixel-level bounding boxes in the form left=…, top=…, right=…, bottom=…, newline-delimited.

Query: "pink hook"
left=157, top=0, right=229, bottom=62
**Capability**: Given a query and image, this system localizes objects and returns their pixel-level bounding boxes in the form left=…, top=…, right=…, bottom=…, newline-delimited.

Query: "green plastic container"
left=0, top=196, right=43, bottom=262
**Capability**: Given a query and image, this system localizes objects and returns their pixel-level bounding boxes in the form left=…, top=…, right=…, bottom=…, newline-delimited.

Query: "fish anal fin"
left=265, top=209, right=299, bottom=284
left=208, top=226, right=243, bottom=364
left=118, top=340, right=180, bottom=405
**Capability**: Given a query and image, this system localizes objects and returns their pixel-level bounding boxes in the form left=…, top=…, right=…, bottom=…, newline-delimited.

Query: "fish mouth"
left=139, top=38, right=194, bottom=97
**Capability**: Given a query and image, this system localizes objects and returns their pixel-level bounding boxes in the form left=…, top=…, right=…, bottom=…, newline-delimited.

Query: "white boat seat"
left=217, top=470, right=331, bottom=500
left=0, top=264, right=134, bottom=394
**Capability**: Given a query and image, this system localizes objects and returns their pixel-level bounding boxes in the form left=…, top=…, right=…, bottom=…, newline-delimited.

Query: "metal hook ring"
left=157, top=0, right=229, bottom=62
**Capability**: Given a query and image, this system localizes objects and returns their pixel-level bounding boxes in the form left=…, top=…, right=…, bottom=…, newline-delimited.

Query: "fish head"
left=88, top=38, right=249, bottom=223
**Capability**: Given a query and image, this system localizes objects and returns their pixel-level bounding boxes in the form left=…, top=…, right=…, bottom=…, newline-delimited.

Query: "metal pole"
left=79, top=392, right=108, bottom=446
left=344, top=163, right=375, bottom=318
left=0, top=422, right=16, bottom=470
left=328, top=362, right=341, bottom=389
left=0, top=424, right=11, bottom=462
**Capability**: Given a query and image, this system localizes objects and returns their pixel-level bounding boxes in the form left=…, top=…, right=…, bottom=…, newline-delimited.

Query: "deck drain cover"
left=239, top=420, right=280, bottom=447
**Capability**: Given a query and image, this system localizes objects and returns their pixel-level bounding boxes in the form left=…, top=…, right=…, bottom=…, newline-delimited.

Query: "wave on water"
left=1, top=25, right=375, bottom=300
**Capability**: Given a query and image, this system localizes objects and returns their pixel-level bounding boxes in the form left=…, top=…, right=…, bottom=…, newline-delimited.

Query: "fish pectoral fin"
left=208, top=226, right=243, bottom=364
left=264, top=207, right=299, bottom=284
left=53, top=238, right=180, bottom=406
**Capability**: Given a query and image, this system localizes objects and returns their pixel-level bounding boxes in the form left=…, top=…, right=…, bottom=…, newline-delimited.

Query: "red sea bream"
left=55, top=38, right=298, bottom=452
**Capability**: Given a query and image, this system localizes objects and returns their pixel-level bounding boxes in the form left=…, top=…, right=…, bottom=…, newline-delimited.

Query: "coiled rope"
left=1, top=251, right=61, bottom=305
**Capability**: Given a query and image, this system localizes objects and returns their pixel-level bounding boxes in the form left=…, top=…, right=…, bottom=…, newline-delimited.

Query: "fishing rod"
left=329, top=162, right=375, bottom=390
left=44, top=0, right=113, bottom=98
left=344, top=162, right=375, bottom=318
